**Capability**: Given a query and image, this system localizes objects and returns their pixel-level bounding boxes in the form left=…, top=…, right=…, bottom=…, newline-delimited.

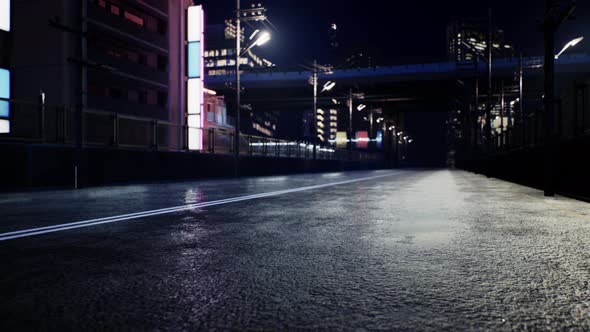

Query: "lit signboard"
left=356, top=131, right=369, bottom=149
left=0, top=68, right=9, bottom=133
left=0, top=0, right=9, bottom=32
left=335, top=131, right=347, bottom=148
left=187, top=5, right=204, bottom=150
left=187, top=42, right=201, bottom=78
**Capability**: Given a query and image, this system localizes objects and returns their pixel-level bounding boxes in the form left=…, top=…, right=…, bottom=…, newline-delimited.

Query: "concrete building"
left=316, top=108, right=337, bottom=144
left=4, top=0, right=202, bottom=149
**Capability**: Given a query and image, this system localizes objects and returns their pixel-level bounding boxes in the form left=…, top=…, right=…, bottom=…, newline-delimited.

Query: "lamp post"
left=233, top=1, right=268, bottom=177
left=555, top=36, right=584, bottom=59
left=234, top=0, right=241, bottom=178
left=541, top=0, right=576, bottom=197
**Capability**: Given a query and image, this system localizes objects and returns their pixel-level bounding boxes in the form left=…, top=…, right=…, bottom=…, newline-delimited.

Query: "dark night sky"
left=199, top=0, right=590, bottom=69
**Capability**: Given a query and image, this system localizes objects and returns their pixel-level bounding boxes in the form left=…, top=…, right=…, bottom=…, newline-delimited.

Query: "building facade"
left=447, top=18, right=513, bottom=62
left=316, top=108, right=337, bottom=144
left=1, top=0, right=220, bottom=150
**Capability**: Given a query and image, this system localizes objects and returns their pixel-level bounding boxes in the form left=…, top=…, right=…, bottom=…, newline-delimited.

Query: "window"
left=147, top=90, right=157, bottom=105
left=128, top=90, right=139, bottom=102
left=127, top=50, right=139, bottom=63
left=147, top=53, right=157, bottom=68
left=157, top=92, right=167, bottom=107
left=145, top=15, right=158, bottom=32
left=124, top=11, right=144, bottom=27
left=110, top=4, right=120, bottom=16
left=109, top=88, right=123, bottom=99
left=138, top=90, right=147, bottom=104
left=98, top=0, right=106, bottom=8
left=157, top=19, right=167, bottom=34
left=138, top=53, right=147, bottom=65
left=157, top=55, right=167, bottom=71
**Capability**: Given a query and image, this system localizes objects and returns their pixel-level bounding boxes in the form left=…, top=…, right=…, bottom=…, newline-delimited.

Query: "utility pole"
left=76, top=0, right=88, bottom=189
left=475, top=61, right=479, bottom=148
left=234, top=0, right=241, bottom=177
left=486, top=8, right=493, bottom=152
left=500, top=80, right=504, bottom=147
left=312, top=59, right=318, bottom=160
left=541, top=0, right=575, bottom=196
left=519, top=54, right=524, bottom=146
left=348, top=88, right=353, bottom=151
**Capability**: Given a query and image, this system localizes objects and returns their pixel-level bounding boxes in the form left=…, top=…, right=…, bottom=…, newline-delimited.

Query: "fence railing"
left=0, top=99, right=382, bottom=162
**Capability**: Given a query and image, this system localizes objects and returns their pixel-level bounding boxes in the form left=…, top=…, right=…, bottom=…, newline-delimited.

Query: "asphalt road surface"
left=1, top=169, right=589, bottom=330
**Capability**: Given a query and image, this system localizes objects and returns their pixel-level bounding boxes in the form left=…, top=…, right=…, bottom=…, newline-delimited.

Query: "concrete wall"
left=456, top=135, right=590, bottom=201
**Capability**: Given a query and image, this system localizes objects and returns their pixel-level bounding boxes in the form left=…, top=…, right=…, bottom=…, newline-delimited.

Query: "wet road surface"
left=1, top=169, right=589, bottom=330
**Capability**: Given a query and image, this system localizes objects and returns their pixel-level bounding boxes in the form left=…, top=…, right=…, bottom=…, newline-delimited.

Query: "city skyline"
left=201, top=0, right=590, bottom=68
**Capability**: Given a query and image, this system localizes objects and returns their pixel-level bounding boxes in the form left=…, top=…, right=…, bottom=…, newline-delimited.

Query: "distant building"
left=204, top=21, right=274, bottom=77
left=203, top=20, right=277, bottom=138
left=316, top=108, right=338, bottom=144
left=447, top=18, right=513, bottom=62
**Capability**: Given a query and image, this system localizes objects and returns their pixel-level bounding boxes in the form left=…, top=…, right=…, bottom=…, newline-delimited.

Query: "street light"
left=234, top=0, right=269, bottom=177
left=322, top=81, right=336, bottom=92
left=357, top=104, right=366, bottom=111
left=555, top=36, right=584, bottom=59
left=331, top=98, right=339, bottom=105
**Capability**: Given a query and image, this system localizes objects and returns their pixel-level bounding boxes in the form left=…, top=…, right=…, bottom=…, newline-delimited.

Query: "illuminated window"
left=0, top=0, right=9, bottom=32
left=124, top=11, right=144, bottom=27
left=110, top=4, right=120, bottom=16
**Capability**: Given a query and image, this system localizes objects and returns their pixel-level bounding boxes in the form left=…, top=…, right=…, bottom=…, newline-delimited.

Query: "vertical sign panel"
left=187, top=42, right=201, bottom=78
left=187, top=5, right=204, bottom=150
left=0, top=0, right=9, bottom=32
left=187, top=6, right=202, bottom=43
left=0, top=68, right=9, bottom=133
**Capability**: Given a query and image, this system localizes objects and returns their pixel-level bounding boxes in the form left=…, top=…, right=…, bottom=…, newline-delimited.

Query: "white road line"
left=0, top=172, right=397, bottom=241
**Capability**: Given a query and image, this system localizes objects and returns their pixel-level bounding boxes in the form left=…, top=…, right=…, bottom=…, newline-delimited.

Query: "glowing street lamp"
left=322, top=81, right=336, bottom=92
left=357, top=104, right=366, bottom=111
left=555, top=36, right=584, bottom=59
left=243, top=29, right=271, bottom=54
left=234, top=0, right=270, bottom=176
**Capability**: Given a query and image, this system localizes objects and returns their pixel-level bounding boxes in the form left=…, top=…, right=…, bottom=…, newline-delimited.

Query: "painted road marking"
left=0, top=172, right=398, bottom=241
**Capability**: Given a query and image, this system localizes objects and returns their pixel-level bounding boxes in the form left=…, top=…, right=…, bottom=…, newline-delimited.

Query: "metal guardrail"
left=0, top=99, right=382, bottom=162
